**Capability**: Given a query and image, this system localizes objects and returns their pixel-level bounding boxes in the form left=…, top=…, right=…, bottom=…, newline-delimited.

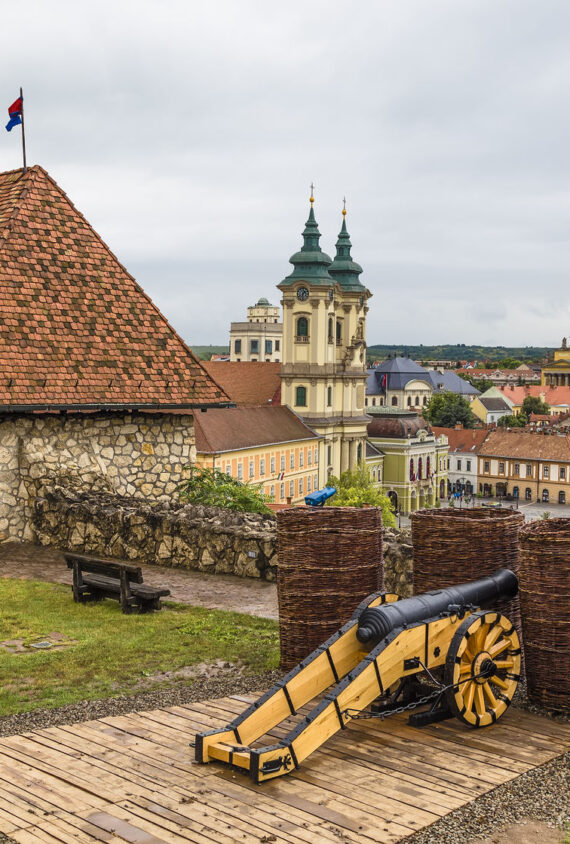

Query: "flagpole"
left=19, top=87, right=27, bottom=174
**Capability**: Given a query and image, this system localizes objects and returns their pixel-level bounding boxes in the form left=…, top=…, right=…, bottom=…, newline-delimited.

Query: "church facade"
left=278, top=196, right=371, bottom=486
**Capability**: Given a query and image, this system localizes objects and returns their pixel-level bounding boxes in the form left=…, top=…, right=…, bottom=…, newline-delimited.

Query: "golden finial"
left=342, top=196, right=347, bottom=216
left=310, top=182, right=315, bottom=204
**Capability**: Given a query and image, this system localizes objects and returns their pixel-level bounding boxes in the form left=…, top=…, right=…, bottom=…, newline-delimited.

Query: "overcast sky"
left=3, top=0, right=570, bottom=348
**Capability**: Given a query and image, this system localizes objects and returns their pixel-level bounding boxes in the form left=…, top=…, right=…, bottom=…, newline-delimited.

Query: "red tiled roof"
left=0, top=166, right=230, bottom=410
left=479, top=429, right=570, bottom=462
left=193, top=405, right=318, bottom=453
left=431, top=427, right=489, bottom=453
left=497, top=385, right=570, bottom=406
left=202, top=361, right=281, bottom=406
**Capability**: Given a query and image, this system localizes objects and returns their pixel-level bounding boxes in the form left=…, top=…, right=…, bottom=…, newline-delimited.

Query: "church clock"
left=296, top=286, right=309, bottom=301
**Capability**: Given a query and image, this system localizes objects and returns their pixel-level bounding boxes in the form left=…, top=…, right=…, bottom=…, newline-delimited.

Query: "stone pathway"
left=0, top=542, right=278, bottom=619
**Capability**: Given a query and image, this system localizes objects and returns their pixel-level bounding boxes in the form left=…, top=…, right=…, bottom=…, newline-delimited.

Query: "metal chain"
left=343, top=661, right=490, bottom=721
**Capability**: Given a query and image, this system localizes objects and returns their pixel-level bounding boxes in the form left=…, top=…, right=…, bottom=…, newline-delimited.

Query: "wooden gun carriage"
left=195, top=568, right=521, bottom=783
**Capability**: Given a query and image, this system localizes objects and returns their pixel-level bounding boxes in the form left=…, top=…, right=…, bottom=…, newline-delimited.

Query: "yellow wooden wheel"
left=444, top=610, right=521, bottom=727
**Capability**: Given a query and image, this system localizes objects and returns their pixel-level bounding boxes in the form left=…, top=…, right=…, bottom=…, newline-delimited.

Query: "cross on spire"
left=342, top=196, right=347, bottom=216
left=310, top=182, right=315, bottom=204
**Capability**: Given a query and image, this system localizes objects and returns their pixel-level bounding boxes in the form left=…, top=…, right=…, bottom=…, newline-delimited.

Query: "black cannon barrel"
left=357, top=567, right=518, bottom=646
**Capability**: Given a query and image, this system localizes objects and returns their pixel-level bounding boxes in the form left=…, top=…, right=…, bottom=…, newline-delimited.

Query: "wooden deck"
left=0, top=694, right=568, bottom=844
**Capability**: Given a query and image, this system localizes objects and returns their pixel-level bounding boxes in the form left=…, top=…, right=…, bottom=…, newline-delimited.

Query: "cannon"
left=304, top=486, right=336, bottom=507
left=195, top=568, right=521, bottom=783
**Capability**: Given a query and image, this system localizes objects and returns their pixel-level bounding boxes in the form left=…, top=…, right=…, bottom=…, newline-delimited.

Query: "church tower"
left=278, top=191, right=372, bottom=486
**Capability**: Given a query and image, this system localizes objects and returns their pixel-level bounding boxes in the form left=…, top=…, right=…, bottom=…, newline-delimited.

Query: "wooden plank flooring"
left=0, top=695, right=568, bottom=844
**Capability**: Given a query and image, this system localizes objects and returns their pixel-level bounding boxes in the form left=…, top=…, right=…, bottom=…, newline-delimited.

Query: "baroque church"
left=278, top=193, right=371, bottom=487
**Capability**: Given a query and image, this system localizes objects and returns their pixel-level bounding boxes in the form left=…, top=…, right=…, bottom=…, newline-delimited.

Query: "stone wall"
left=0, top=411, right=195, bottom=543
left=32, top=488, right=414, bottom=589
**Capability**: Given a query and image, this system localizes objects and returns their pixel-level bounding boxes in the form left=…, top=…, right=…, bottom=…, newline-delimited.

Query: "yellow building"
left=278, top=195, right=371, bottom=486
left=193, top=405, right=320, bottom=505
left=229, top=297, right=282, bottom=362
left=477, top=429, right=570, bottom=504
left=542, top=337, right=570, bottom=387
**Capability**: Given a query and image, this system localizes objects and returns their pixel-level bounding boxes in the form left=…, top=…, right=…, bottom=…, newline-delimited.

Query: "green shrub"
left=178, top=466, right=272, bottom=514
left=325, top=464, right=396, bottom=527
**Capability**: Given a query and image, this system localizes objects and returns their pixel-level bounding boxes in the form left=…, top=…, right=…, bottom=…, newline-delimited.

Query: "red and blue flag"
left=5, top=96, right=23, bottom=132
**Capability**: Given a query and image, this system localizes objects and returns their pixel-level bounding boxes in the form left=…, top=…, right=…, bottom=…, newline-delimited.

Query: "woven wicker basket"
left=519, top=518, right=570, bottom=712
left=276, top=507, right=383, bottom=670
left=411, top=508, right=525, bottom=657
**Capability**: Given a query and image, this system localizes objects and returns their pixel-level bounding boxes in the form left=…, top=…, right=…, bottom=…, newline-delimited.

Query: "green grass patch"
left=0, top=579, right=279, bottom=716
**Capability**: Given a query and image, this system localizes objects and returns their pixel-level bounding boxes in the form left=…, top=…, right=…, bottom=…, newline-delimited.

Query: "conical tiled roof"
left=0, top=166, right=230, bottom=410
left=279, top=202, right=334, bottom=288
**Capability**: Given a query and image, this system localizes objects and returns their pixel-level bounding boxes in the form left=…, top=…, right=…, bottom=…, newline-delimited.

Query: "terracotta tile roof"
left=497, top=385, right=570, bottom=406
left=202, top=361, right=281, bottom=406
left=0, top=166, right=230, bottom=410
left=193, top=405, right=318, bottom=453
left=479, top=429, right=570, bottom=462
left=431, top=427, right=489, bottom=453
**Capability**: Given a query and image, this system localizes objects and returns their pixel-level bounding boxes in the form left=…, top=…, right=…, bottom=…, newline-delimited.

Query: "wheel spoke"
left=482, top=682, right=497, bottom=708
left=489, top=638, right=510, bottom=657
left=493, top=659, right=514, bottom=670
left=464, top=681, right=476, bottom=712
left=459, top=663, right=472, bottom=676
left=490, top=674, right=509, bottom=690
left=484, top=625, right=503, bottom=650
left=474, top=684, right=485, bottom=716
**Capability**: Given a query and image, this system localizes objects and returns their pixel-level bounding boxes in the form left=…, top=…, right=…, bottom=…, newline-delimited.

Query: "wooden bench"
left=64, top=552, right=170, bottom=614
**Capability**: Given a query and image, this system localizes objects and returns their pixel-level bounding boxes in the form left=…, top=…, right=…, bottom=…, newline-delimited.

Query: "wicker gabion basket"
left=411, top=508, right=525, bottom=654
left=276, top=506, right=383, bottom=670
left=519, top=518, right=570, bottom=712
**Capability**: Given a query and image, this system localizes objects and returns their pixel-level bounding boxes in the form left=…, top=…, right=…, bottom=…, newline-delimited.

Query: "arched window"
left=409, top=459, right=415, bottom=482
left=423, top=396, right=428, bottom=405
left=295, top=386, right=307, bottom=406
left=542, top=489, right=549, bottom=502
left=357, top=443, right=362, bottom=463
left=391, top=396, right=398, bottom=406
left=380, top=397, right=384, bottom=406
left=418, top=457, right=423, bottom=480
left=407, top=396, right=412, bottom=407
left=525, top=488, right=532, bottom=500
left=328, top=317, right=333, bottom=342
left=296, top=316, right=309, bottom=338
left=327, top=385, right=332, bottom=406
left=336, top=321, right=342, bottom=343
left=426, top=456, right=431, bottom=477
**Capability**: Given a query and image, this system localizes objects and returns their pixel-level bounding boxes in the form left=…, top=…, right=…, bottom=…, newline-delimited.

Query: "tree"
left=498, top=413, right=526, bottom=428
left=178, top=466, right=273, bottom=514
left=423, top=392, right=477, bottom=428
left=521, top=396, right=550, bottom=416
left=325, top=464, right=396, bottom=527
left=462, top=375, right=494, bottom=393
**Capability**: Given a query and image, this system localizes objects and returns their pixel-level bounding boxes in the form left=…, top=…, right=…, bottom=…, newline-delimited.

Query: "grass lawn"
left=0, top=579, right=279, bottom=716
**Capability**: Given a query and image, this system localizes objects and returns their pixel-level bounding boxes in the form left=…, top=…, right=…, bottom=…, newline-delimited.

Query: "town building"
left=478, top=429, right=570, bottom=504
left=365, top=357, right=479, bottom=410
left=229, top=297, right=282, bottom=362
left=457, top=365, right=539, bottom=386
left=485, top=384, right=570, bottom=418
left=193, top=405, right=319, bottom=505
left=470, top=395, right=513, bottom=426
left=542, top=337, right=570, bottom=387
left=0, top=166, right=230, bottom=542
left=278, top=196, right=371, bottom=486
left=366, top=411, right=448, bottom=513
left=431, top=426, right=489, bottom=495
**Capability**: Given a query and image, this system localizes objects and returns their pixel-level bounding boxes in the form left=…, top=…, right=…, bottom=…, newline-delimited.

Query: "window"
left=314, top=448, right=318, bottom=463
left=407, top=396, right=412, bottom=407
left=327, top=445, right=332, bottom=465
left=409, top=459, right=415, bottom=482
left=281, top=454, right=285, bottom=471
left=372, top=468, right=376, bottom=481
left=328, top=317, right=334, bottom=342
left=466, top=460, right=471, bottom=472
left=295, top=385, right=307, bottom=406
left=484, top=461, right=490, bottom=472
left=542, top=489, right=549, bottom=502
left=270, top=456, right=275, bottom=473
left=559, top=491, right=566, bottom=504
left=289, top=480, right=294, bottom=498
left=526, top=464, right=533, bottom=477
left=249, top=460, right=254, bottom=478
left=269, top=485, right=275, bottom=500
left=280, top=483, right=285, bottom=500
left=561, top=467, right=567, bottom=480
left=447, top=458, right=450, bottom=470
left=513, top=486, right=519, bottom=498
left=299, top=477, right=303, bottom=495
left=498, top=462, right=505, bottom=474
left=237, top=463, right=243, bottom=480
left=314, top=473, right=318, bottom=490
left=336, top=321, right=342, bottom=343
left=265, top=340, right=272, bottom=355
left=234, top=339, right=241, bottom=354
left=296, top=317, right=309, bottom=340
left=543, top=465, right=549, bottom=478
left=307, top=476, right=312, bottom=492
left=290, top=452, right=295, bottom=469
left=525, top=487, right=532, bottom=500
left=300, top=452, right=304, bottom=468
left=260, top=458, right=265, bottom=476
left=308, top=450, right=312, bottom=465
left=275, top=340, right=280, bottom=352
left=357, top=443, right=362, bottom=463
left=423, top=396, right=427, bottom=405
left=514, top=463, right=520, bottom=476
left=250, top=339, right=259, bottom=354
left=418, top=457, right=423, bottom=480
left=391, top=396, right=398, bottom=406
left=327, top=385, right=332, bottom=406
left=456, top=459, right=462, bottom=471
left=427, top=456, right=431, bottom=477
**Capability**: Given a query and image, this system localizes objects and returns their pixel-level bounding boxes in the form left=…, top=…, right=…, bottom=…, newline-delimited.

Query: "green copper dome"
left=279, top=204, right=335, bottom=288
left=328, top=215, right=365, bottom=291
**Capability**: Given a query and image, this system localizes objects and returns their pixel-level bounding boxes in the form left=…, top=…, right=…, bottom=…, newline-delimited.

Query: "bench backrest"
left=64, top=553, right=143, bottom=583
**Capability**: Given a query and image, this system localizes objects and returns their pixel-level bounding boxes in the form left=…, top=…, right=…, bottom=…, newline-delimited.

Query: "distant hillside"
left=366, top=345, right=552, bottom=364
left=189, top=345, right=229, bottom=361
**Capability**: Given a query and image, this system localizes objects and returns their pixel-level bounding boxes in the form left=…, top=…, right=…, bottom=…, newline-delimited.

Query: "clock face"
left=296, top=286, right=309, bottom=302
